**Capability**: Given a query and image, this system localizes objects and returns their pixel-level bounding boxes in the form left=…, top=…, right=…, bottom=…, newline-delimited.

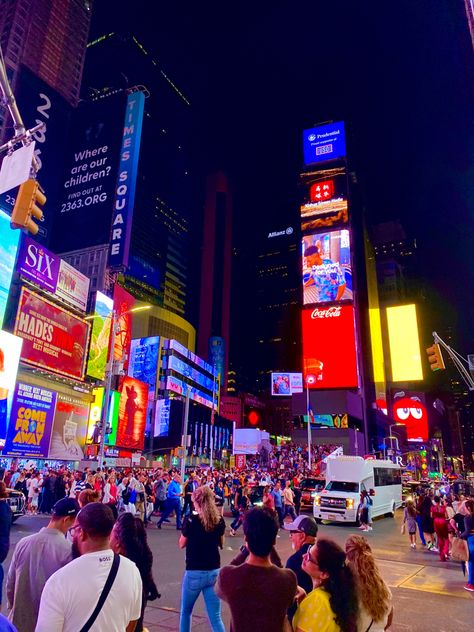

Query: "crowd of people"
left=0, top=442, right=472, bottom=631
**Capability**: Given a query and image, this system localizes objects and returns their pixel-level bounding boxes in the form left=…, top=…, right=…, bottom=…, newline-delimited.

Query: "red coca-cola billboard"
left=302, top=305, right=359, bottom=389
left=14, top=287, right=90, bottom=380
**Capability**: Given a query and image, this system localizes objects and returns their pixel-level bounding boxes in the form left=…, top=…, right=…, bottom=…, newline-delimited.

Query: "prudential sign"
left=108, top=91, right=145, bottom=269
left=303, top=121, right=346, bottom=166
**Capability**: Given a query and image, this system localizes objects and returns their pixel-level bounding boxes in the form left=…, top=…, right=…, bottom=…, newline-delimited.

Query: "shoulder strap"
left=79, top=554, right=121, bottom=632
left=365, top=620, right=374, bottom=632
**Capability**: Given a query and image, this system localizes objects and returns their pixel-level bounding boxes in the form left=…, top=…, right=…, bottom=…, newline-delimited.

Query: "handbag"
left=400, top=523, right=406, bottom=535
left=79, top=553, right=120, bottom=632
left=451, top=537, right=469, bottom=562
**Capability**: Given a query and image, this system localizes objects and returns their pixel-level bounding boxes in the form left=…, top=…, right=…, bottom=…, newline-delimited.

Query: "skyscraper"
left=197, top=172, right=233, bottom=388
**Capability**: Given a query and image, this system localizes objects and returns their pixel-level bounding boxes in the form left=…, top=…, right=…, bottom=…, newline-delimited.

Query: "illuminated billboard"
left=271, top=372, right=303, bottom=396
left=167, top=339, right=217, bottom=376
left=302, top=229, right=352, bottom=305
left=14, top=287, right=90, bottom=380
left=302, top=121, right=346, bottom=166
left=0, top=330, right=23, bottom=391
left=87, top=291, right=113, bottom=380
left=116, top=376, right=149, bottom=450
left=128, top=336, right=160, bottom=397
left=303, top=413, right=349, bottom=428
left=86, top=387, right=120, bottom=445
left=302, top=305, right=358, bottom=389
left=167, top=354, right=215, bottom=392
left=386, top=304, right=423, bottom=382
left=391, top=390, right=428, bottom=442
left=300, top=167, right=348, bottom=232
left=0, top=209, right=20, bottom=327
left=48, top=394, right=89, bottom=460
left=165, top=375, right=214, bottom=409
left=112, top=284, right=134, bottom=373
left=154, top=398, right=170, bottom=437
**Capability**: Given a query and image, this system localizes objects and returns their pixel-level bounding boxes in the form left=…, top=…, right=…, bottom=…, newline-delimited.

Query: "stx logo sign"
left=18, top=236, right=59, bottom=292
left=24, top=243, right=55, bottom=280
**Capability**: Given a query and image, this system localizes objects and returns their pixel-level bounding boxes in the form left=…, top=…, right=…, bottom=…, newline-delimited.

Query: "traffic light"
left=420, top=449, right=428, bottom=475
left=426, top=343, right=445, bottom=371
left=10, top=179, right=46, bottom=235
left=247, top=409, right=261, bottom=426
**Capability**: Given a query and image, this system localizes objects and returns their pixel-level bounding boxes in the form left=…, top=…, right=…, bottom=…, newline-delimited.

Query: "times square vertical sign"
left=108, top=91, right=145, bottom=268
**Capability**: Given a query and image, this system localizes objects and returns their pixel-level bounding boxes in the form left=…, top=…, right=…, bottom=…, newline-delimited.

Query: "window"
left=374, top=468, right=402, bottom=487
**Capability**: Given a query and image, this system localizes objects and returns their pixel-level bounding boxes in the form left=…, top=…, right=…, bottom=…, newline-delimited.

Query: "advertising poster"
left=271, top=372, right=303, bottom=396
left=56, top=260, right=90, bottom=312
left=391, top=390, right=428, bottom=442
left=302, top=121, right=346, bottom=166
left=0, top=210, right=20, bottom=327
left=302, top=229, right=352, bottom=305
left=116, top=376, right=149, bottom=450
left=165, top=375, right=214, bottom=409
left=154, top=398, right=171, bottom=437
left=0, top=330, right=23, bottom=391
left=300, top=167, right=348, bottom=232
left=48, top=394, right=89, bottom=460
left=128, top=336, right=160, bottom=398
left=86, top=387, right=120, bottom=446
left=87, top=291, right=113, bottom=380
left=52, top=92, right=128, bottom=252
left=303, top=413, right=349, bottom=428
left=112, top=285, right=134, bottom=372
left=14, top=287, right=90, bottom=380
left=2, top=382, right=56, bottom=458
left=302, top=305, right=358, bottom=389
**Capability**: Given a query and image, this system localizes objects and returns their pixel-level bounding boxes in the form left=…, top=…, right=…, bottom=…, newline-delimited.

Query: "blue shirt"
left=308, top=259, right=345, bottom=302
left=271, top=489, right=283, bottom=508
left=167, top=480, right=181, bottom=499
left=0, top=613, right=16, bottom=632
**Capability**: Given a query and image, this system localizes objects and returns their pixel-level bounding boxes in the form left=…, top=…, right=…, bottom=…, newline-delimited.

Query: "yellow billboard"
left=386, top=304, right=423, bottom=382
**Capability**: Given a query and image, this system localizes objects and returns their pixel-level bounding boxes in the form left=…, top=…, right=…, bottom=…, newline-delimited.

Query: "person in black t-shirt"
left=178, top=486, right=226, bottom=632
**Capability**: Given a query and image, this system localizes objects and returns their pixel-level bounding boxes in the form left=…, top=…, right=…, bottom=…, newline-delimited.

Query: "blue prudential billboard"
left=302, top=121, right=346, bottom=166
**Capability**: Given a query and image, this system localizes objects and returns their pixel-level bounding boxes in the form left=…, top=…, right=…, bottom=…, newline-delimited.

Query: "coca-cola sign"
left=311, top=306, right=342, bottom=319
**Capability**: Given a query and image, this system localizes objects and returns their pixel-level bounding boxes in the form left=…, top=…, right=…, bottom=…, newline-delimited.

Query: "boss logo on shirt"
left=99, top=555, right=112, bottom=565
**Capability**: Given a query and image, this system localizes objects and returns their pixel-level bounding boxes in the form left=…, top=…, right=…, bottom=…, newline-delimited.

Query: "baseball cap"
left=52, top=497, right=80, bottom=517
left=283, top=515, right=318, bottom=537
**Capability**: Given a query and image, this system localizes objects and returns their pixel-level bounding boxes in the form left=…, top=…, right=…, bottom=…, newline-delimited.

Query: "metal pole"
left=180, top=386, right=190, bottom=482
left=98, top=310, right=115, bottom=468
left=306, top=383, right=312, bottom=471
left=209, top=366, right=217, bottom=469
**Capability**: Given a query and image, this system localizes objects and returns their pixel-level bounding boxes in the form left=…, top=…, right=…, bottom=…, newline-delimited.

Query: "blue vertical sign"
left=108, top=91, right=145, bottom=268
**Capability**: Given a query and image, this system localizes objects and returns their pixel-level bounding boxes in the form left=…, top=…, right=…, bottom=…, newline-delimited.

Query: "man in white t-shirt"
left=35, top=503, right=142, bottom=632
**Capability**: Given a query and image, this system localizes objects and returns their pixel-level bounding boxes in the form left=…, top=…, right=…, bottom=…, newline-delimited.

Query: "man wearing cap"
left=283, top=515, right=318, bottom=623
left=6, top=497, right=79, bottom=632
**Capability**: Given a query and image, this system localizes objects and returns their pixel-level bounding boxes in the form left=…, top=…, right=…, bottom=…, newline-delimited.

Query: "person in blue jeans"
left=157, top=473, right=183, bottom=529
left=179, top=486, right=226, bottom=632
left=461, top=499, right=474, bottom=592
left=0, top=482, right=12, bottom=610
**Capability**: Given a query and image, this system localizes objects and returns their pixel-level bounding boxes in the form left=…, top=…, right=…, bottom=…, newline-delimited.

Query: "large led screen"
left=87, top=291, right=113, bottom=380
left=302, top=229, right=352, bottom=305
left=167, top=354, right=214, bottom=392
left=0, top=209, right=20, bottom=327
left=112, top=284, right=134, bottom=372
left=116, top=376, right=149, bottom=450
left=386, top=304, right=423, bottom=382
left=86, top=387, right=120, bottom=446
left=300, top=167, right=348, bottom=232
left=391, top=390, right=428, bottom=442
left=128, top=336, right=160, bottom=397
left=271, top=373, right=303, bottom=396
left=303, top=121, right=346, bottom=166
left=165, top=375, right=214, bottom=409
left=14, top=287, right=90, bottom=380
left=48, top=394, right=89, bottom=460
left=302, top=305, right=358, bottom=389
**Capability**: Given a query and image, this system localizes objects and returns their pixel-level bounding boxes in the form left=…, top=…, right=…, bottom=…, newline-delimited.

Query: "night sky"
left=92, top=1, right=474, bottom=349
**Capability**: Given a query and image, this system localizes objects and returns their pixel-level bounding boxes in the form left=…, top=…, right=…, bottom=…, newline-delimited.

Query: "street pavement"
left=2, top=508, right=473, bottom=631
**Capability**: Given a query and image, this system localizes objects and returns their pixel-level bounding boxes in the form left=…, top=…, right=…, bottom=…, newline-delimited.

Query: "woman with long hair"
left=178, top=485, right=226, bottom=632
left=293, top=538, right=358, bottom=632
left=431, top=496, right=449, bottom=561
left=345, top=535, right=393, bottom=631
left=402, top=499, right=418, bottom=549
left=111, top=512, right=160, bottom=632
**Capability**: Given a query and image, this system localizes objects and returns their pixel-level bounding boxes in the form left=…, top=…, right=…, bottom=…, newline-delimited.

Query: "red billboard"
left=391, top=390, right=428, bottom=442
left=302, top=305, right=358, bottom=389
left=116, top=376, right=149, bottom=450
left=112, top=285, right=134, bottom=372
left=14, top=287, right=90, bottom=380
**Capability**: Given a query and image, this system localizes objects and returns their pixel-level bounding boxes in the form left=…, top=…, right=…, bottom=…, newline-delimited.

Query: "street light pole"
left=98, top=309, right=116, bottom=468
left=305, top=375, right=316, bottom=471
left=209, top=366, right=217, bottom=469
left=180, top=385, right=190, bottom=482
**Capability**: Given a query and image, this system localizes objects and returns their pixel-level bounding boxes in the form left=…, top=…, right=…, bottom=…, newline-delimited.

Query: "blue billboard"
left=303, top=121, right=346, bottom=166
left=128, top=336, right=160, bottom=398
left=0, top=209, right=20, bottom=327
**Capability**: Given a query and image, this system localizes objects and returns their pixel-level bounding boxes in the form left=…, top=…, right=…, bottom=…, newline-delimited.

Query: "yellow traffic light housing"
left=10, top=179, right=46, bottom=235
left=426, top=343, right=445, bottom=371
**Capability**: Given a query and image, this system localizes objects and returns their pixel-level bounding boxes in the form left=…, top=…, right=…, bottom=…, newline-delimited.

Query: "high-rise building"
left=197, top=172, right=233, bottom=388
left=465, top=0, right=474, bottom=50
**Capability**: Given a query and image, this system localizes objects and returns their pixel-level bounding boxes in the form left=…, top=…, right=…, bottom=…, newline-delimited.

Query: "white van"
left=313, top=456, right=402, bottom=524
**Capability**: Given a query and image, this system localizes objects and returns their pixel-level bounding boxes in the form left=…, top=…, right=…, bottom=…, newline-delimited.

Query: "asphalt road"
left=2, top=508, right=473, bottom=631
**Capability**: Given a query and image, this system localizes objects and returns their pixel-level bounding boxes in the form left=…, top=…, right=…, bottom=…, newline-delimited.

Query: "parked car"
left=299, top=477, right=325, bottom=509
left=6, top=488, right=26, bottom=522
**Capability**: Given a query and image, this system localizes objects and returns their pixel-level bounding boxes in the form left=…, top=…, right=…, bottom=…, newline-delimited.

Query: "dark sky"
left=92, top=0, right=474, bottom=347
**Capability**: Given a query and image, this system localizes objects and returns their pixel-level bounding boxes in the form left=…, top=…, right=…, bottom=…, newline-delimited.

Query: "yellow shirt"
left=293, top=588, right=341, bottom=632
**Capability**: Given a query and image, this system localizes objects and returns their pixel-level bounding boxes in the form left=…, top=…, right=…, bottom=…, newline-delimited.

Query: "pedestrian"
left=461, top=499, right=474, bottom=592
left=415, top=493, right=427, bottom=546
left=402, top=499, right=418, bottom=549
left=272, top=481, right=284, bottom=528
left=157, top=473, right=183, bottom=529
left=183, top=472, right=197, bottom=516
left=103, top=473, right=118, bottom=507
left=78, top=488, right=100, bottom=508
left=292, top=538, right=358, bottom=632
left=283, top=515, right=318, bottom=624
left=178, top=486, right=226, bottom=632
left=420, top=492, right=436, bottom=550
left=229, top=485, right=250, bottom=536
left=6, top=498, right=79, bottom=632
left=263, top=485, right=275, bottom=512
left=0, top=482, right=13, bottom=609
left=153, top=473, right=167, bottom=515
left=134, top=475, right=147, bottom=522
left=36, top=502, right=142, bottom=632
left=216, top=507, right=297, bottom=632
left=431, top=496, right=449, bottom=561
left=282, top=480, right=297, bottom=521
left=358, top=490, right=372, bottom=532
left=345, top=535, right=393, bottom=631
left=111, top=512, right=160, bottom=632
left=27, top=471, right=40, bottom=514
